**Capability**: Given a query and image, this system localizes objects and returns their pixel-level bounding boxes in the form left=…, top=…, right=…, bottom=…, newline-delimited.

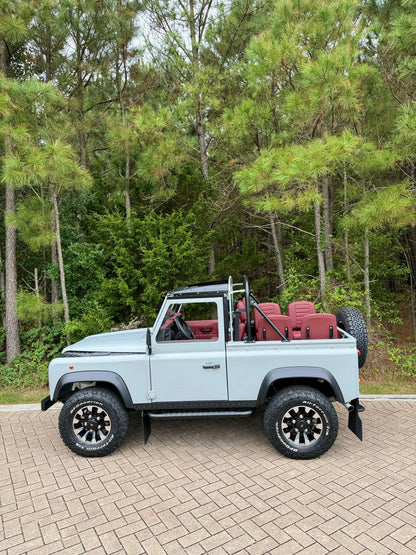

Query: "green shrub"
left=0, top=324, right=66, bottom=388
left=65, top=301, right=114, bottom=343
left=387, top=345, right=416, bottom=377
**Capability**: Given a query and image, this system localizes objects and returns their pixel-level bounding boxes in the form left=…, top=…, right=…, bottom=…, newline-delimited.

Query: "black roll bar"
left=243, top=275, right=289, bottom=342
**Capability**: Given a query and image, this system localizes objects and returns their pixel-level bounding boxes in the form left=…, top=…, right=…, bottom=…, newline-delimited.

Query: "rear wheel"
left=59, top=387, right=129, bottom=457
left=264, top=386, right=338, bottom=459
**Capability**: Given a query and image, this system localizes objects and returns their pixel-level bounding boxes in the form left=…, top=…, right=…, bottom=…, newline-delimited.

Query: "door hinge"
left=147, top=390, right=156, bottom=400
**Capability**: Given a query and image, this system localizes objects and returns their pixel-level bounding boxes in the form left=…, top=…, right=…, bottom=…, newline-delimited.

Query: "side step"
left=141, top=409, right=253, bottom=444
left=148, top=410, right=253, bottom=419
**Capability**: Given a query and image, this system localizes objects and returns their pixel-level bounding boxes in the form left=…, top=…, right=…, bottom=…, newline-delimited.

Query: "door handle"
left=203, top=363, right=220, bottom=369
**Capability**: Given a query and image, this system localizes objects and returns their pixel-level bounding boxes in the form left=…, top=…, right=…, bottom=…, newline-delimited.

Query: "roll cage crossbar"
left=228, top=275, right=289, bottom=343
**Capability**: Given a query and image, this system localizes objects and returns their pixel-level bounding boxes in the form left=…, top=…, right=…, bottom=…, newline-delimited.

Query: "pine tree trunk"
left=188, top=0, right=209, bottom=182
left=364, top=227, right=371, bottom=326
left=410, top=271, right=416, bottom=342
left=76, top=27, right=87, bottom=168
left=0, top=37, right=9, bottom=75
left=34, top=267, right=42, bottom=329
left=51, top=207, right=59, bottom=305
left=52, top=192, right=70, bottom=326
left=125, top=150, right=131, bottom=220
left=0, top=246, right=5, bottom=301
left=51, top=241, right=59, bottom=304
left=5, top=140, right=21, bottom=362
left=343, top=166, right=351, bottom=279
left=196, top=101, right=209, bottom=181
left=209, top=244, right=215, bottom=275
left=79, top=127, right=87, bottom=168
left=1, top=39, right=21, bottom=361
left=270, top=213, right=285, bottom=295
left=322, top=176, right=333, bottom=272
left=314, top=200, right=327, bottom=308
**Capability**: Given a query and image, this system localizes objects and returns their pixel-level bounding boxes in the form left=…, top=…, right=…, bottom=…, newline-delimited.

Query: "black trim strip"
left=61, top=351, right=145, bottom=357
left=257, top=366, right=345, bottom=405
left=53, top=371, right=134, bottom=408
left=133, top=400, right=257, bottom=410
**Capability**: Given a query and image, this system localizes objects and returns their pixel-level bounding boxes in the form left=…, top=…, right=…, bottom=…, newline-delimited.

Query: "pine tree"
left=233, top=0, right=392, bottom=307
left=0, top=1, right=32, bottom=361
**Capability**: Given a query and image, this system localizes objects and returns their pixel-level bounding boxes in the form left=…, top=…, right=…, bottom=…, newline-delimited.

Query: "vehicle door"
left=150, top=298, right=228, bottom=402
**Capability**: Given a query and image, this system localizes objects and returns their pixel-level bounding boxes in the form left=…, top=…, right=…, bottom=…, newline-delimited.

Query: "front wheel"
left=59, top=387, right=129, bottom=457
left=264, top=386, right=338, bottom=459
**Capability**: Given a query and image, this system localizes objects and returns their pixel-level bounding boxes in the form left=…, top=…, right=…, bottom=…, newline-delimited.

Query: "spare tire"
left=336, top=307, right=368, bottom=368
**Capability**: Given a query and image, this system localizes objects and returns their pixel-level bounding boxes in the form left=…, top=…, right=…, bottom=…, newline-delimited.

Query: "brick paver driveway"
left=1, top=400, right=416, bottom=554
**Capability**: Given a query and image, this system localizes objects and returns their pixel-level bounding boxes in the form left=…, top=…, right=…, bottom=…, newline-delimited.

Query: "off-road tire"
left=336, top=307, right=368, bottom=368
left=264, top=386, right=339, bottom=459
left=59, top=387, right=129, bottom=457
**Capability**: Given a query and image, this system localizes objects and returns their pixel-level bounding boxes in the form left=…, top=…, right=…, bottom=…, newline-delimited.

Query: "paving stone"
left=1, top=402, right=415, bottom=555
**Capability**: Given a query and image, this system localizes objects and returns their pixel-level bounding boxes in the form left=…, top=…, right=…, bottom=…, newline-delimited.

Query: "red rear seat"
left=255, top=314, right=293, bottom=341
left=288, top=301, right=316, bottom=339
left=258, top=302, right=281, bottom=317
left=301, top=313, right=339, bottom=340
left=254, top=302, right=283, bottom=340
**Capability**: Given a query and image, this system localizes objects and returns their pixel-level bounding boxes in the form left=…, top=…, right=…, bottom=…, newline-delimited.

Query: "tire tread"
left=58, top=387, right=129, bottom=457
left=264, top=386, right=338, bottom=460
left=336, top=307, right=368, bottom=368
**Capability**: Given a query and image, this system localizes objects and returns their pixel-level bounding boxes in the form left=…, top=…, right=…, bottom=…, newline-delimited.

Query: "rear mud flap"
left=41, top=396, right=56, bottom=411
left=348, top=398, right=363, bottom=441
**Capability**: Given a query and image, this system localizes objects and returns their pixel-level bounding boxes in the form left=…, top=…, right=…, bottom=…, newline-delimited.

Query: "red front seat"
left=235, top=300, right=247, bottom=341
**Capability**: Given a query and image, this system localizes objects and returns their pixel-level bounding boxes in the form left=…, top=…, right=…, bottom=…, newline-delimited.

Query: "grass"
left=360, top=381, right=416, bottom=395
left=0, top=387, right=49, bottom=405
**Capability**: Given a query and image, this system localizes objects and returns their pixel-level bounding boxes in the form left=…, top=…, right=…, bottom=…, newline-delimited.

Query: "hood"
left=62, top=328, right=149, bottom=354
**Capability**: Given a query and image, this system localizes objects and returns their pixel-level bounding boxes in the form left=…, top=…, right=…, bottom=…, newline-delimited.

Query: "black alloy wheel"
left=264, top=385, right=339, bottom=459
left=59, top=387, right=129, bottom=457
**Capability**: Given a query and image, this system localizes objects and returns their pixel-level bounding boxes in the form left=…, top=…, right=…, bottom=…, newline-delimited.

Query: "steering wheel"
left=174, top=316, right=196, bottom=340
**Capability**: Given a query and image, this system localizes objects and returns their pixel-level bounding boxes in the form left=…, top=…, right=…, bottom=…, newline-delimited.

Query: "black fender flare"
left=53, top=371, right=134, bottom=408
left=257, top=366, right=345, bottom=405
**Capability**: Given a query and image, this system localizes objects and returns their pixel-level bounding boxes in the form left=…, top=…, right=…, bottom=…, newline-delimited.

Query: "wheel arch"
left=257, top=366, right=345, bottom=406
left=53, top=371, right=134, bottom=409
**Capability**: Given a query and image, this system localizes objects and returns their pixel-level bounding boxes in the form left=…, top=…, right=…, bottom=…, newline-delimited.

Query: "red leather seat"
left=288, top=302, right=316, bottom=339
left=236, top=300, right=247, bottom=340
left=255, top=314, right=293, bottom=341
left=254, top=302, right=283, bottom=340
left=258, top=302, right=281, bottom=317
left=301, top=314, right=339, bottom=340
